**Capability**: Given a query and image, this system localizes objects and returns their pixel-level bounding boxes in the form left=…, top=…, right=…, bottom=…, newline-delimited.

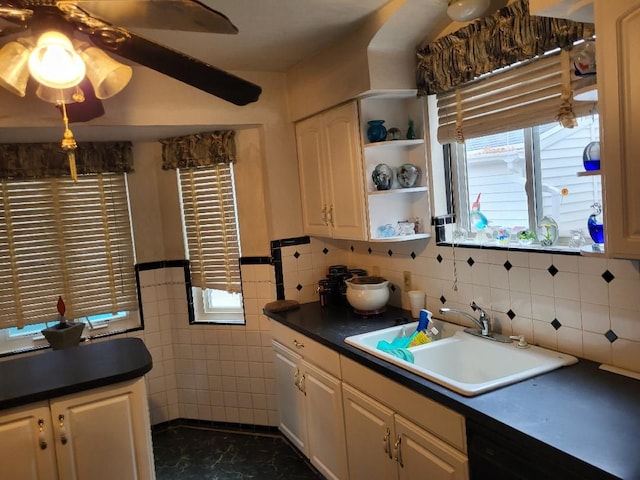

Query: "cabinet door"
left=324, top=102, right=368, bottom=240
left=342, top=383, right=397, bottom=480
left=50, top=378, right=155, bottom=480
left=295, top=113, right=332, bottom=237
left=272, top=340, right=309, bottom=455
left=302, top=359, right=348, bottom=480
left=0, top=403, right=58, bottom=480
left=596, top=0, right=640, bottom=258
left=395, top=414, right=468, bottom=480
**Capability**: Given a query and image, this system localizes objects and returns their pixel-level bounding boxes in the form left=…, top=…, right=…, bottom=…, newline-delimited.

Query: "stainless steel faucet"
left=439, top=302, right=512, bottom=343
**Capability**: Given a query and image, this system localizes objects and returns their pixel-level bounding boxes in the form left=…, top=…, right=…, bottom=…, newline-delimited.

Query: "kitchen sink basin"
left=344, top=322, right=578, bottom=396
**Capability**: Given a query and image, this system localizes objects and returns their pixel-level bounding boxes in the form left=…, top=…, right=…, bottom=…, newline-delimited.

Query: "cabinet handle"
left=58, top=414, right=68, bottom=446
left=383, top=427, right=392, bottom=458
left=322, top=205, right=329, bottom=225
left=37, top=418, right=47, bottom=450
left=293, top=339, right=304, bottom=349
left=298, top=374, right=307, bottom=395
left=394, top=435, right=403, bottom=467
left=328, top=205, right=334, bottom=227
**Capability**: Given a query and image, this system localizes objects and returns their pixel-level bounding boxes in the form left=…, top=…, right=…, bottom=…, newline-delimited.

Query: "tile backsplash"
left=280, top=237, right=640, bottom=374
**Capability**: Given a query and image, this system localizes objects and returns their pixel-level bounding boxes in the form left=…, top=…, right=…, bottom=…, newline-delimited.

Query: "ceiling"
left=0, top=0, right=451, bottom=142
left=136, top=0, right=394, bottom=72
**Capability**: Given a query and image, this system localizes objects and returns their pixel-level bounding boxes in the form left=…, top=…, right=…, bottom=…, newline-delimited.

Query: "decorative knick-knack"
left=367, top=120, right=387, bottom=143
left=536, top=215, right=559, bottom=246
left=372, top=163, right=393, bottom=190
left=406, top=119, right=416, bottom=140
left=582, top=141, right=600, bottom=171
left=469, top=193, right=488, bottom=230
left=587, top=202, right=604, bottom=244
left=397, top=164, right=421, bottom=188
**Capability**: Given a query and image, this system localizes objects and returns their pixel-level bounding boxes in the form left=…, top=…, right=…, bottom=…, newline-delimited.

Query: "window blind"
left=0, top=174, right=138, bottom=329
left=436, top=50, right=597, bottom=144
left=179, top=165, right=241, bottom=293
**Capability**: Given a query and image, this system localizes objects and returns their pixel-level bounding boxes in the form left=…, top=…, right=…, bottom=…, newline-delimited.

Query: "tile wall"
left=280, top=237, right=640, bottom=374
left=130, top=263, right=280, bottom=426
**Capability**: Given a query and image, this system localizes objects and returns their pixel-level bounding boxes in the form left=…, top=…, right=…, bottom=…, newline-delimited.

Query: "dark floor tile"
left=153, top=426, right=322, bottom=479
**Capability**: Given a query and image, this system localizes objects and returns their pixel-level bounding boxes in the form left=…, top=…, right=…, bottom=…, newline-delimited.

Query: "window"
left=451, top=115, right=601, bottom=247
left=178, top=164, right=244, bottom=324
left=0, top=173, right=140, bottom=353
left=437, top=47, right=601, bottom=250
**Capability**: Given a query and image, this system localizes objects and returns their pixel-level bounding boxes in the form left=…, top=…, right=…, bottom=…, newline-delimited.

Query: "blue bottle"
left=588, top=202, right=604, bottom=244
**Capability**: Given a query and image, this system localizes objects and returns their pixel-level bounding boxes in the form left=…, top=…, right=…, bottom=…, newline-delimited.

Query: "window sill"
left=0, top=325, right=143, bottom=359
left=436, top=239, right=593, bottom=255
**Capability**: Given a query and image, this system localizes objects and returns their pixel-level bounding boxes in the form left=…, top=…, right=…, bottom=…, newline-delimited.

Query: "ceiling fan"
left=0, top=0, right=263, bottom=123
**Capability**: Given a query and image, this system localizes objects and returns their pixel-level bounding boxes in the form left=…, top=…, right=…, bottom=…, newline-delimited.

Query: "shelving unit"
left=359, top=92, right=432, bottom=242
left=576, top=170, right=601, bottom=177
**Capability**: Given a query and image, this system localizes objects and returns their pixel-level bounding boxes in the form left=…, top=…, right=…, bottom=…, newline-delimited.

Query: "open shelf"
left=576, top=170, right=601, bottom=177
left=369, top=233, right=431, bottom=243
left=368, top=186, right=428, bottom=195
left=364, top=139, right=425, bottom=149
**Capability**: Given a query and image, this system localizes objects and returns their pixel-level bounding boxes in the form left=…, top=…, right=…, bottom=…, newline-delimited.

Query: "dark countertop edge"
left=0, top=337, right=152, bottom=411
left=264, top=303, right=634, bottom=480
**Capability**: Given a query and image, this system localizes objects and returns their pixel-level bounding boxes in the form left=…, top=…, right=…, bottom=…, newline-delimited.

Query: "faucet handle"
left=470, top=301, right=488, bottom=318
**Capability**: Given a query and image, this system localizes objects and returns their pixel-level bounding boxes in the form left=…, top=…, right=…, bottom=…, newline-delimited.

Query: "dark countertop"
left=265, top=302, right=640, bottom=480
left=0, top=337, right=152, bottom=411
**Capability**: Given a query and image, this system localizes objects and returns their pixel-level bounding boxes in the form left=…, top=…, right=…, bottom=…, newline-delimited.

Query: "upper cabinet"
left=295, top=101, right=368, bottom=241
left=595, top=0, right=640, bottom=259
left=529, top=0, right=594, bottom=23
left=359, top=93, right=432, bottom=242
left=294, top=94, right=432, bottom=242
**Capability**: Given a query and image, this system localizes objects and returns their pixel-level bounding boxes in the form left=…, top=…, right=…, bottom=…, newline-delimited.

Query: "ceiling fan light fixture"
left=0, top=40, right=32, bottom=97
left=76, top=42, right=132, bottom=99
left=35, top=84, right=79, bottom=104
left=447, top=0, right=491, bottom=22
left=28, top=30, right=86, bottom=89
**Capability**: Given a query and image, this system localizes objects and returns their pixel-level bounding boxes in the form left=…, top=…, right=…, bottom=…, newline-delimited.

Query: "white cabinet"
left=0, top=402, right=57, bottom=480
left=595, top=0, right=640, bottom=259
left=341, top=356, right=468, bottom=480
left=295, top=101, right=368, bottom=241
left=271, top=322, right=348, bottom=480
left=0, top=378, right=155, bottom=480
left=359, top=93, right=432, bottom=242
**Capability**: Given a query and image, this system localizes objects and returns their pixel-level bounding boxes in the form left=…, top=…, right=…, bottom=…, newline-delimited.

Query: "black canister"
left=317, top=279, right=332, bottom=307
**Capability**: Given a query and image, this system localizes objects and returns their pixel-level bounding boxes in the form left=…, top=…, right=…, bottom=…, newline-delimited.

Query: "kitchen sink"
left=344, top=322, right=578, bottom=396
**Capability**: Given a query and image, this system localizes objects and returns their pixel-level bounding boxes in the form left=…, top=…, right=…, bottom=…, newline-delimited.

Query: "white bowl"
left=345, top=276, right=389, bottom=312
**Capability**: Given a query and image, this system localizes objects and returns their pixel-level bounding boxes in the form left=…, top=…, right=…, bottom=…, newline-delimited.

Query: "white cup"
left=408, top=290, right=426, bottom=318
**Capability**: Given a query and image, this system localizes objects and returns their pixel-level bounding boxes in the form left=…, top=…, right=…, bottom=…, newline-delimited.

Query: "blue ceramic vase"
left=367, top=120, right=387, bottom=143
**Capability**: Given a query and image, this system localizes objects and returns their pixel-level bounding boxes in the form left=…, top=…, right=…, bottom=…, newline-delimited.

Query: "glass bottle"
left=587, top=202, right=604, bottom=244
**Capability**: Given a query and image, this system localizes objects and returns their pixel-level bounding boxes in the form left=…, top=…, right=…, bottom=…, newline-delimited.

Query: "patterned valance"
left=160, top=130, right=236, bottom=170
left=416, top=0, right=595, bottom=96
left=0, top=142, right=134, bottom=180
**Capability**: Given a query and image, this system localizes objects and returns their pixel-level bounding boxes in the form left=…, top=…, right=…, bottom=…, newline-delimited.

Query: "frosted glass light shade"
left=35, top=84, right=78, bottom=104
left=28, top=31, right=86, bottom=89
left=77, top=43, right=132, bottom=99
left=447, top=0, right=490, bottom=21
left=0, top=40, right=31, bottom=96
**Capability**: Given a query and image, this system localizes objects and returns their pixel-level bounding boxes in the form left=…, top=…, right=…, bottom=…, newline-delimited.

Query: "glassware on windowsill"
left=568, top=229, right=586, bottom=248
left=587, top=202, right=605, bottom=245
left=536, top=216, right=559, bottom=246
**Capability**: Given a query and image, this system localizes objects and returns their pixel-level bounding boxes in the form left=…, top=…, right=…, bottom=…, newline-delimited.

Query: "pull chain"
left=60, top=101, right=78, bottom=182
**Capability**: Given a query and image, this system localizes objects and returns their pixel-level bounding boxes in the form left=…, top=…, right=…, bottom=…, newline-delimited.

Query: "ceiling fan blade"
left=68, top=0, right=238, bottom=34
left=89, top=30, right=262, bottom=106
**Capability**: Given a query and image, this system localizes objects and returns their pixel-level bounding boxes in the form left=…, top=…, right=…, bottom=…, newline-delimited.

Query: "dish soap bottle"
left=587, top=202, right=604, bottom=244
